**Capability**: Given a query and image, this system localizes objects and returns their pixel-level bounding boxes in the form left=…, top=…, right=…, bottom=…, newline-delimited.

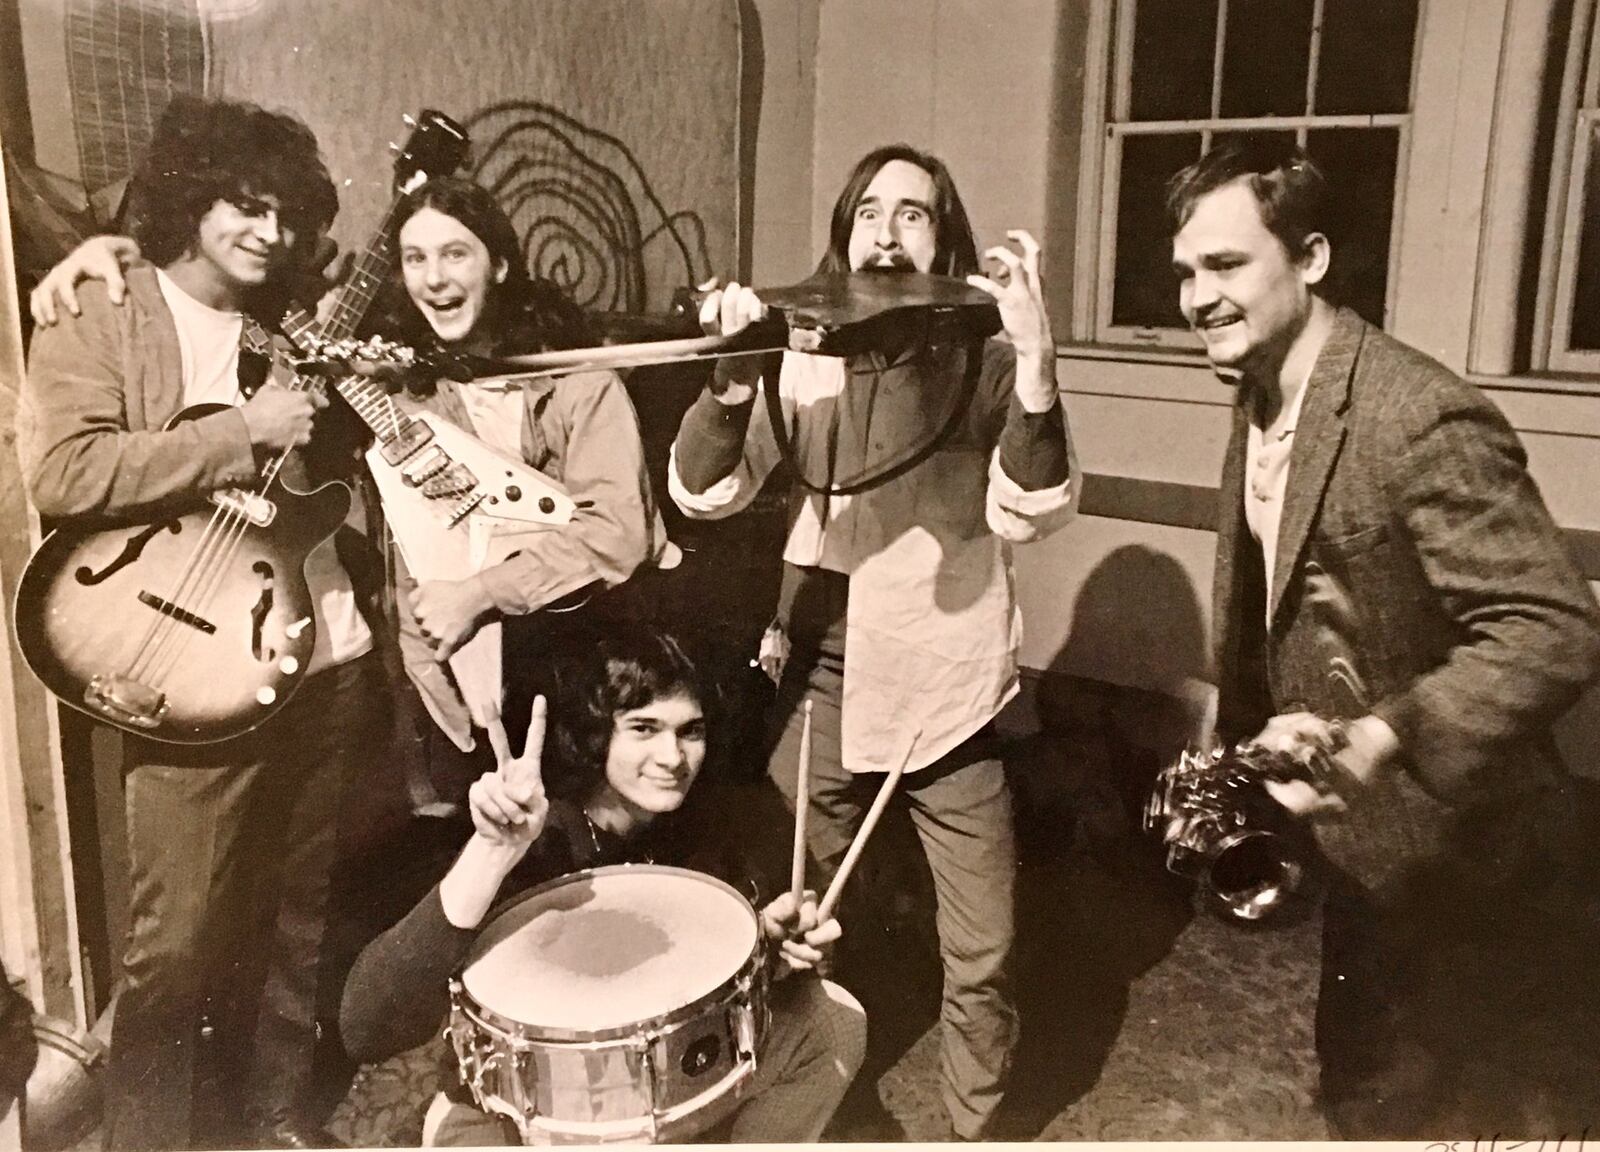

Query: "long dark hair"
left=373, top=177, right=594, bottom=377
left=541, top=627, right=710, bottom=804
left=816, top=144, right=980, bottom=278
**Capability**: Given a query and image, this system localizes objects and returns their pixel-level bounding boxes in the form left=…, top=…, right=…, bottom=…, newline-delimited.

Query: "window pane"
left=1219, top=0, right=1313, bottom=118
left=1130, top=0, right=1218, bottom=121
left=1111, top=133, right=1203, bottom=329
left=1568, top=121, right=1600, bottom=351
left=1316, top=0, right=1418, bottom=115
left=1305, top=127, right=1400, bottom=327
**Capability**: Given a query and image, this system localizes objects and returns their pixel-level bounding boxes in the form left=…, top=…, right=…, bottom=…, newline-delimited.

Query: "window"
left=1536, top=0, right=1600, bottom=372
left=1081, top=0, right=1421, bottom=349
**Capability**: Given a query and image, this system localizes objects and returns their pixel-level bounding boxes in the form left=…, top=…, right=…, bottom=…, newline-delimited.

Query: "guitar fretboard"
left=279, top=183, right=424, bottom=447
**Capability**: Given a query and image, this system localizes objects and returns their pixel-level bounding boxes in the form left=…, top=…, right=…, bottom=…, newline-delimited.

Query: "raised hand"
left=698, top=279, right=767, bottom=402
left=31, top=235, right=142, bottom=326
left=442, top=697, right=550, bottom=927
left=759, top=888, right=843, bottom=978
left=239, top=383, right=328, bottom=452
left=467, top=696, right=550, bottom=849
left=966, top=230, right=1057, bottom=412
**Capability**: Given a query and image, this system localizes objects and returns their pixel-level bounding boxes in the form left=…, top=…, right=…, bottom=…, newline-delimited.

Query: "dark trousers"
left=107, top=654, right=381, bottom=1151
left=1315, top=779, right=1600, bottom=1138
left=766, top=650, right=1018, bottom=1140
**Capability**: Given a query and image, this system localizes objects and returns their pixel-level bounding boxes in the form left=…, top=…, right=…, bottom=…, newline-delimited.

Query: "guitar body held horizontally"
left=14, top=403, right=352, bottom=744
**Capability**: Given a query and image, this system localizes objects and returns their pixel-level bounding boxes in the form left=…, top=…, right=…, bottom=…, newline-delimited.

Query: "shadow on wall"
left=995, top=544, right=1212, bottom=1136
left=1016, top=544, right=1212, bottom=848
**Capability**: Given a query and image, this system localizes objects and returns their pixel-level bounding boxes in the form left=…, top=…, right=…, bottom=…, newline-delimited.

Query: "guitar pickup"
left=210, top=488, right=276, bottom=527
left=380, top=420, right=434, bottom=466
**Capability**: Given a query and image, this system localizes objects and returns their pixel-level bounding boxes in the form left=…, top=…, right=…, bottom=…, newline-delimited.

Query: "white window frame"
left=1534, top=0, right=1600, bottom=373
left=1074, top=0, right=1417, bottom=350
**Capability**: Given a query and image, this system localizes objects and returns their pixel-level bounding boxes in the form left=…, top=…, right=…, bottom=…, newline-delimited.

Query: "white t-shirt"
left=157, top=271, right=372, bottom=674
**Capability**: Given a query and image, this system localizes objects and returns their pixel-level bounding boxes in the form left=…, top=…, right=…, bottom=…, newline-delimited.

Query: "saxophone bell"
left=1145, top=744, right=1317, bottom=924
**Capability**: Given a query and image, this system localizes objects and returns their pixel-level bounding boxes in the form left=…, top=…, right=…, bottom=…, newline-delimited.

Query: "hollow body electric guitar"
left=13, top=111, right=469, bottom=744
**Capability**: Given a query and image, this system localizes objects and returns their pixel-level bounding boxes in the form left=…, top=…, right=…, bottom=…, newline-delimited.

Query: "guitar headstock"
left=392, top=110, right=469, bottom=197
left=290, top=333, right=418, bottom=376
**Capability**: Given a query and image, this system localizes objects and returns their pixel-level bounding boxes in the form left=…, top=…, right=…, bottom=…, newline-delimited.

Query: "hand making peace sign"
left=466, top=695, right=550, bottom=848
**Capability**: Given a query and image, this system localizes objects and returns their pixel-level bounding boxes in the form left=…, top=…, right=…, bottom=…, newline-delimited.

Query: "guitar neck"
left=321, top=197, right=404, bottom=340
left=280, top=309, right=418, bottom=450
left=279, top=188, right=426, bottom=449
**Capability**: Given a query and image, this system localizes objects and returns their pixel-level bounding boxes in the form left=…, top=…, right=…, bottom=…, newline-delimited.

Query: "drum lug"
left=633, top=1031, right=664, bottom=1142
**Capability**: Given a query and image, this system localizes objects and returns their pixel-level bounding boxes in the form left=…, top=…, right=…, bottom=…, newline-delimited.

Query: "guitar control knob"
left=505, top=486, right=522, bottom=501
left=539, top=497, right=556, bottom=514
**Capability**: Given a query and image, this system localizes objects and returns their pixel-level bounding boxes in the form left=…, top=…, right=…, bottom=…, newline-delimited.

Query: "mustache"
left=856, top=253, right=917, bottom=273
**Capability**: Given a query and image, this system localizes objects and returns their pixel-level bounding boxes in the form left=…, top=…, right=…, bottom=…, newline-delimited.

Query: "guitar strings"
left=132, top=347, right=318, bottom=695
left=113, top=177, right=426, bottom=723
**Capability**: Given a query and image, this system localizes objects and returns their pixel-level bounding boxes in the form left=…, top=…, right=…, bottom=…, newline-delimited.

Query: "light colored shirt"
left=157, top=270, right=372, bottom=675
left=394, top=369, right=672, bottom=750
left=455, top=378, right=527, bottom=460
left=669, top=343, right=1077, bottom=774
left=1243, top=375, right=1311, bottom=616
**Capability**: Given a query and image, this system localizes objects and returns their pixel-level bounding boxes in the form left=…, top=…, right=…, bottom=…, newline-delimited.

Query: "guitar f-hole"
left=251, top=561, right=276, bottom=661
left=75, top=521, right=180, bottom=585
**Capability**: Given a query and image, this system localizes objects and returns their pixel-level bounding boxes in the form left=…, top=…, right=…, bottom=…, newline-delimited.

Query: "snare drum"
left=447, top=864, right=769, bottom=1144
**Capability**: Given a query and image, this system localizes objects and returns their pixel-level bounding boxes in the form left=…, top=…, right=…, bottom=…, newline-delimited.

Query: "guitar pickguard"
left=366, top=410, right=574, bottom=582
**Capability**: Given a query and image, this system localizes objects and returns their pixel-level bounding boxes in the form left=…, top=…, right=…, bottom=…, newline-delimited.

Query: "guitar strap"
left=763, top=338, right=984, bottom=497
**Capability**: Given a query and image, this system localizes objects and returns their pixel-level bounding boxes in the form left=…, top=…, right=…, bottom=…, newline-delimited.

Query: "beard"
left=855, top=252, right=918, bottom=274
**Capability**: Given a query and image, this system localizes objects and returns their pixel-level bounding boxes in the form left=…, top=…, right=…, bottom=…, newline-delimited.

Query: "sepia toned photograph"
left=1, top=0, right=1599, bottom=1147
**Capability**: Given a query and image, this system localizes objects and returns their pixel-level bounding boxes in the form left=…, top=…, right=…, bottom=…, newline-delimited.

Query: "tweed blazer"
left=1212, top=309, right=1600, bottom=886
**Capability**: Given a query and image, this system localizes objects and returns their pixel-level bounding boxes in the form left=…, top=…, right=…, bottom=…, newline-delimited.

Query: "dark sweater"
left=338, top=791, right=771, bottom=1064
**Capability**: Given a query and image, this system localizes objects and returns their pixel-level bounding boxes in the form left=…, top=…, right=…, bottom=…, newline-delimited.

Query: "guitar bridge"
left=85, top=675, right=167, bottom=730
left=210, top=488, right=276, bottom=527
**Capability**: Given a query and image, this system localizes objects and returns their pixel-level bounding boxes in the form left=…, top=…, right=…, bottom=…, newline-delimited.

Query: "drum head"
left=463, top=865, right=758, bottom=1033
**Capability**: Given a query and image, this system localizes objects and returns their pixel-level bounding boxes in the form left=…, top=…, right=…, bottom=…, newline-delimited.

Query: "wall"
left=786, top=0, right=1600, bottom=773
left=747, top=0, right=819, bottom=285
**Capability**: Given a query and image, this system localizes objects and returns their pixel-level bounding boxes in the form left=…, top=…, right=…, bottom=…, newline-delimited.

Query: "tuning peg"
left=389, top=141, right=402, bottom=153
left=402, top=112, right=417, bottom=127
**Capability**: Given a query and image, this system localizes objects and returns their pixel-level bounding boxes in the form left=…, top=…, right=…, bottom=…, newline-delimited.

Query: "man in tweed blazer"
left=1168, top=139, right=1600, bottom=1137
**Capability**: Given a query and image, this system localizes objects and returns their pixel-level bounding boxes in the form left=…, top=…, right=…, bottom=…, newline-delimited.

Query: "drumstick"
left=816, top=734, right=916, bottom=922
left=790, top=700, right=813, bottom=905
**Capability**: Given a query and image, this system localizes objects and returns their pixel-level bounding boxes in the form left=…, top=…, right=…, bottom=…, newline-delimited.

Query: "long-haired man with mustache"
left=668, top=144, right=1079, bottom=1139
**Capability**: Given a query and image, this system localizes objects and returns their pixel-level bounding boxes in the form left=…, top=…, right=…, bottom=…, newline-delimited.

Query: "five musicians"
left=15, top=94, right=1600, bottom=1147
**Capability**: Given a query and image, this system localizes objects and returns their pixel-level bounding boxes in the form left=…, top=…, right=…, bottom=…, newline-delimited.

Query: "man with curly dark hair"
left=18, top=95, right=383, bottom=1150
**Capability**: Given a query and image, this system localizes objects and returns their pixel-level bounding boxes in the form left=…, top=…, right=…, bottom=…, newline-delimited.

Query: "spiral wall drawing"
left=467, top=101, right=713, bottom=314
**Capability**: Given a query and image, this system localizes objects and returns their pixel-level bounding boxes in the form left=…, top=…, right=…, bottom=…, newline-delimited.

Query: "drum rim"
left=457, top=862, right=765, bottom=1043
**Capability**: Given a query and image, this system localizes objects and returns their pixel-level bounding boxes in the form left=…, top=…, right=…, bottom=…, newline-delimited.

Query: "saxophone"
left=1144, top=742, right=1322, bottom=923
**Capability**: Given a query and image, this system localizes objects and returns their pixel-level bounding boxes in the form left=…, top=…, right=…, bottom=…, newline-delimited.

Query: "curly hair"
left=540, top=626, right=709, bottom=803
left=371, top=177, right=595, bottom=384
left=816, top=143, right=980, bottom=278
left=126, top=95, right=338, bottom=269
